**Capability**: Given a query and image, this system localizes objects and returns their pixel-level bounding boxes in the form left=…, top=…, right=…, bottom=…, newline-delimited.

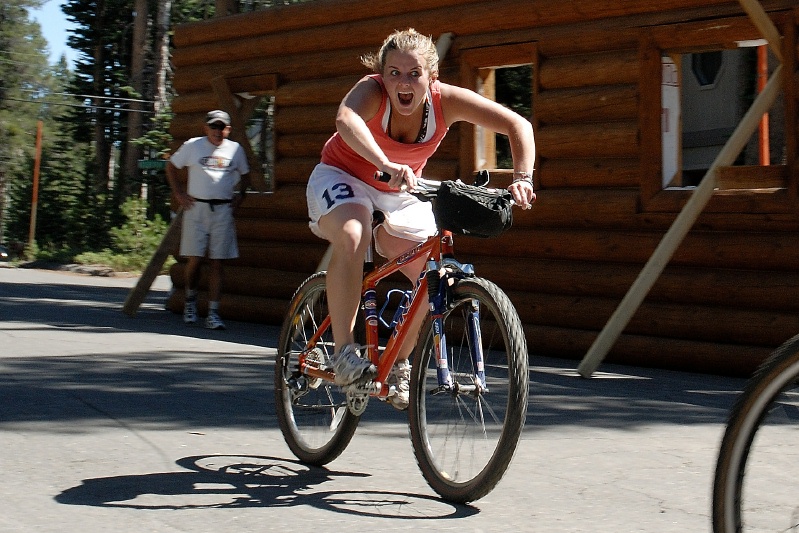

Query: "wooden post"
left=27, top=120, right=42, bottom=251
left=737, top=0, right=783, bottom=62
left=577, top=65, right=784, bottom=378
left=122, top=209, right=183, bottom=316
left=210, top=75, right=267, bottom=191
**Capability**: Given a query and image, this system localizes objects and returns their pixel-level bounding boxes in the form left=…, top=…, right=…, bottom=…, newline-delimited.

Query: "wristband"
left=512, top=171, right=533, bottom=183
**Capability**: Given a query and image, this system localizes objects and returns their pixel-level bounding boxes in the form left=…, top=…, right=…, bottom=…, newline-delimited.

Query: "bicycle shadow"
left=54, top=454, right=478, bottom=519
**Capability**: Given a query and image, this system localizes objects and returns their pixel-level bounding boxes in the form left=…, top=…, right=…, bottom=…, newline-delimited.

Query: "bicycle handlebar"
left=374, top=170, right=518, bottom=205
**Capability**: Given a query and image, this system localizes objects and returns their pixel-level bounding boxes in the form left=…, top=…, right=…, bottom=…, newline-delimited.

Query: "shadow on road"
left=55, top=454, right=478, bottom=519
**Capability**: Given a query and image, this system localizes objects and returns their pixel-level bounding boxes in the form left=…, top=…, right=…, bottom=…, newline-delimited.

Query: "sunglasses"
left=208, top=123, right=227, bottom=130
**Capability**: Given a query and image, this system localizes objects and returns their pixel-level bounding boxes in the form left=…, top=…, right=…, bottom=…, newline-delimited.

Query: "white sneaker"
left=204, top=312, right=226, bottom=330
left=386, top=359, right=411, bottom=410
left=183, top=300, right=198, bottom=324
left=332, top=344, right=376, bottom=385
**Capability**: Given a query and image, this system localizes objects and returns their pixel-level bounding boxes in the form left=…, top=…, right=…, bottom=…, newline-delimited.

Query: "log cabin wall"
left=167, top=0, right=799, bottom=377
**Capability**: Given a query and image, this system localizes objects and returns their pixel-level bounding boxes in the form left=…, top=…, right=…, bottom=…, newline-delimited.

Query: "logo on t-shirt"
left=200, top=156, right=232, bottom=171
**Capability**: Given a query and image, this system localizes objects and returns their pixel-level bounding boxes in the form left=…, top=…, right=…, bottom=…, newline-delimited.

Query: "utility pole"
left=28, top=120, right=43, bottom=251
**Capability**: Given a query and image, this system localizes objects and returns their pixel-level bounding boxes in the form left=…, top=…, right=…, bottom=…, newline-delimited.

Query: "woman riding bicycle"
left=305, top=28, right=536, bottom=410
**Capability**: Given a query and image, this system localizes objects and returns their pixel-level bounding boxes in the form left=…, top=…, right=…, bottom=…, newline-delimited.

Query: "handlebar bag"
left=432, top=180, right=513, bottom=238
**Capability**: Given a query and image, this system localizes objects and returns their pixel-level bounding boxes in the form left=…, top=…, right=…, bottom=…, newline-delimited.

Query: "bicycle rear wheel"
left=409, top=276, right=528, bottom=503
left=712, top=334, right=799, bottom=533
left=274, top=272, right=360, bottom=465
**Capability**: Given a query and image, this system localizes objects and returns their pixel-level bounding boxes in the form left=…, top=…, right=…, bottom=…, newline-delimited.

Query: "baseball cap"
left=206, top=110, right=231, bottom=126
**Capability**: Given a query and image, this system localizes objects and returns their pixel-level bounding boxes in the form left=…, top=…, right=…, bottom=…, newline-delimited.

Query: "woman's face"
left=382, top=49, right=431, bottom=116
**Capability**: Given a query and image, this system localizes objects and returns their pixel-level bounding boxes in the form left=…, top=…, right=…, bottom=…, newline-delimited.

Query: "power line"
left=16, top=88, right=155, bottom=104
left=4, top=96, right=156, bottom=114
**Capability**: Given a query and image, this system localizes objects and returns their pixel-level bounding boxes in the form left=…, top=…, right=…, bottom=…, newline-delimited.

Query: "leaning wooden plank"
left=577, top=64, right=784, bottom=377
left=123, top=209, right=183, bottom=316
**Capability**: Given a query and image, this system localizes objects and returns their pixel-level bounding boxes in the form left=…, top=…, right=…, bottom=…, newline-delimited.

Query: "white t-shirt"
left=170, top=137, right=250, bottom=199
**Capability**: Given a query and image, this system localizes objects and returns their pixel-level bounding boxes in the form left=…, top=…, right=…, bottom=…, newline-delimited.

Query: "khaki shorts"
left=306, top=163, right=437, bottom=253
left=180, top=201, right=238, bottom=259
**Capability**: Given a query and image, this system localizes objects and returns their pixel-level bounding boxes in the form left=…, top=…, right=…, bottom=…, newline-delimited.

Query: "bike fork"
left=427, top=264, right=486, bottom=393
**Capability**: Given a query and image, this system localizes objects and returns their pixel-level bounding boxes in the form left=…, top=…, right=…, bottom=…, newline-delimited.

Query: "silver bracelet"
left=512, top=171, right=533, bottom=183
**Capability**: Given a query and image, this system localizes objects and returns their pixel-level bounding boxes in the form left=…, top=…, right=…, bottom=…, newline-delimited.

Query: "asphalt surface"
left=0, top=265, right=749, bottom=532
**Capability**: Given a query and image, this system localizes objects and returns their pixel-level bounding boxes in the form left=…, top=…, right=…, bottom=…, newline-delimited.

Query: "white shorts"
left=180, top=202, right=239, bottom=260
left=306, top=163, right=437, bottom=251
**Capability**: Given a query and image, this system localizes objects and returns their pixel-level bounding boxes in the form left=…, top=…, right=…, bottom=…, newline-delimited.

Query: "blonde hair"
left=361, top=28, right=439, bottom=79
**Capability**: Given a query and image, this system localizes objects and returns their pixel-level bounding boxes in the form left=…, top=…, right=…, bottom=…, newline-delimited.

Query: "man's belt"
left=194, top=198, right=232, bottom=211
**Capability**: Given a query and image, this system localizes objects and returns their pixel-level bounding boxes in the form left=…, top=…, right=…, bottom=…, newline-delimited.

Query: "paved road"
left=0, top=266, right=747, bottom=532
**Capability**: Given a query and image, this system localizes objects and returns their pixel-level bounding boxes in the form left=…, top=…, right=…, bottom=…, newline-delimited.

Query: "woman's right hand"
left=380, top=162, right=417, bottom=192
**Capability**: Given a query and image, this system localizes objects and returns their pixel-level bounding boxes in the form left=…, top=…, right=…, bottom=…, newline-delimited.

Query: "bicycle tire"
left=408, top=276, right=528, bottom=503
left=712, top=333, right=799, bottom=533
left=274, top=272, right=360, bottom=465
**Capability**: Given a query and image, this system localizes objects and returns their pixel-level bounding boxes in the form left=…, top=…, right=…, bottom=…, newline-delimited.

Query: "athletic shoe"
left=386, top=359, right=411, bottom=410
left=205, top=312, right=226, bottom=330
left=183, top=300, right=198, bottom=324
left=332, top=344, right=376, bottom=385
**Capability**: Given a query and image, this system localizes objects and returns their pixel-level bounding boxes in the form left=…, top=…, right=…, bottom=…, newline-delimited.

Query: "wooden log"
left=536, top=121, right=639, bottom=159
left=649, top=12, right=772, bottom=51
left=173, top=0, right=481, bottom=48
left=455, top=227, right=799, bottom=271
left=275, top=76, right=361, bottom=106
left=470, top=257, right=799, bottom=312
left=173, top=47, right=370, bottom=94
left=526, top=324, right=773, bottom=377
left=234, top=185, right=308, bottom=220
left=169, top=263, right=310, bottom=299
left=234, top=239, right=328, bottom=270
left=171, top=91, right=219, bottom=115
left=274, top=105, right=339, bottom=134
left=536, top=84, right=638, bottom=125
left=507, top=290, right=799, bottom=346
left=276, top=133, right=331, bottom=159
left=537, top=158, right=640, bottom=188
left=538, top=50, right=639, bottom=90
left=274, top=157, right=320, bottom=186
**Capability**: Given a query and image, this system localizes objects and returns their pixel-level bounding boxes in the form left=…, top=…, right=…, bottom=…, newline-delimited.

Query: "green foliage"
left=75, top=196, right=174, bottom=273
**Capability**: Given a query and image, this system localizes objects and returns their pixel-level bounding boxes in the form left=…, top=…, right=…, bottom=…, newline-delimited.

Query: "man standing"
left=166, top=110, right=251, bottom=330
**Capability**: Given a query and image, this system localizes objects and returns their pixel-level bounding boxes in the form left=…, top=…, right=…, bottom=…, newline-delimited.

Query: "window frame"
left=459, top=42, right=538, bottom=185
left=638, top=13, right=796, bottom=214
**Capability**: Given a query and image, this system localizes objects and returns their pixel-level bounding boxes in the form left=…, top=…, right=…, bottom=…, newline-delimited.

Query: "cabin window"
left=244, top=94, right=276, bottom=192
left=662, top=45, right=785, bottom=189
left=475, top=64, right=533, bottom=169
left=460, top=42, right=537, bottom=181
left=642, top=14, right=795, bottom=212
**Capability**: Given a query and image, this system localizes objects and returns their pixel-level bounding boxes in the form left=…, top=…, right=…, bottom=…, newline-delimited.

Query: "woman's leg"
left=316, top=202, right=373, bottom=350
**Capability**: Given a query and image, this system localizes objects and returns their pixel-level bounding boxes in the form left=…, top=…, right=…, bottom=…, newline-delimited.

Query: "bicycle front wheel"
left=713, top=334, right=799, bottom=533
left=409, top=276, right=528, bottom=503
left=274, top=272, right=359, bottom=466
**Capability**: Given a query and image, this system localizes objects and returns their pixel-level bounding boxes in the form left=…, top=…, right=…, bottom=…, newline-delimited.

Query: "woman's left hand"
left=508, top=179, right=536, bottom=210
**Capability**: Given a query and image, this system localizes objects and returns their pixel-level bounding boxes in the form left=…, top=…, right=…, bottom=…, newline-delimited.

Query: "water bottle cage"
left=378, top=289, right=412, bottom=329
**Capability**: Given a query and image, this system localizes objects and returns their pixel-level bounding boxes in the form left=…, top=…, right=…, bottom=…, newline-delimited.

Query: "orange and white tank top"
left=320, top=74, right=449, bottom=192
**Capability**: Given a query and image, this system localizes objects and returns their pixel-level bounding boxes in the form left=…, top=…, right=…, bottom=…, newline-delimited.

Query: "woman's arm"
left=335, top=77, right=418, bottom=190
left=440, top=83, right=536, bottom=208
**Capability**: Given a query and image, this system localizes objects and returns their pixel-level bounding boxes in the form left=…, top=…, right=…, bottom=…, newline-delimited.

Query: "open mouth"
left=397, top=92, right=414, bottom=106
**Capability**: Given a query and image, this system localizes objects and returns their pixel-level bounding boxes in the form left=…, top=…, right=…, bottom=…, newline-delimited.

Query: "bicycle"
left=712, top=333, right=799, bottom=532
left=273, top=171, right=529, bottom=503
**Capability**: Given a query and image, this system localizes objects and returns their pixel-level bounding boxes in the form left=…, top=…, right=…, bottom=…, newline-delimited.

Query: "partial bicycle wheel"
left=712, top=333, right=799, bottom=533
left=274, top=272, right=360, bottom=465
left=408, top=276, right=528, bottom=503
